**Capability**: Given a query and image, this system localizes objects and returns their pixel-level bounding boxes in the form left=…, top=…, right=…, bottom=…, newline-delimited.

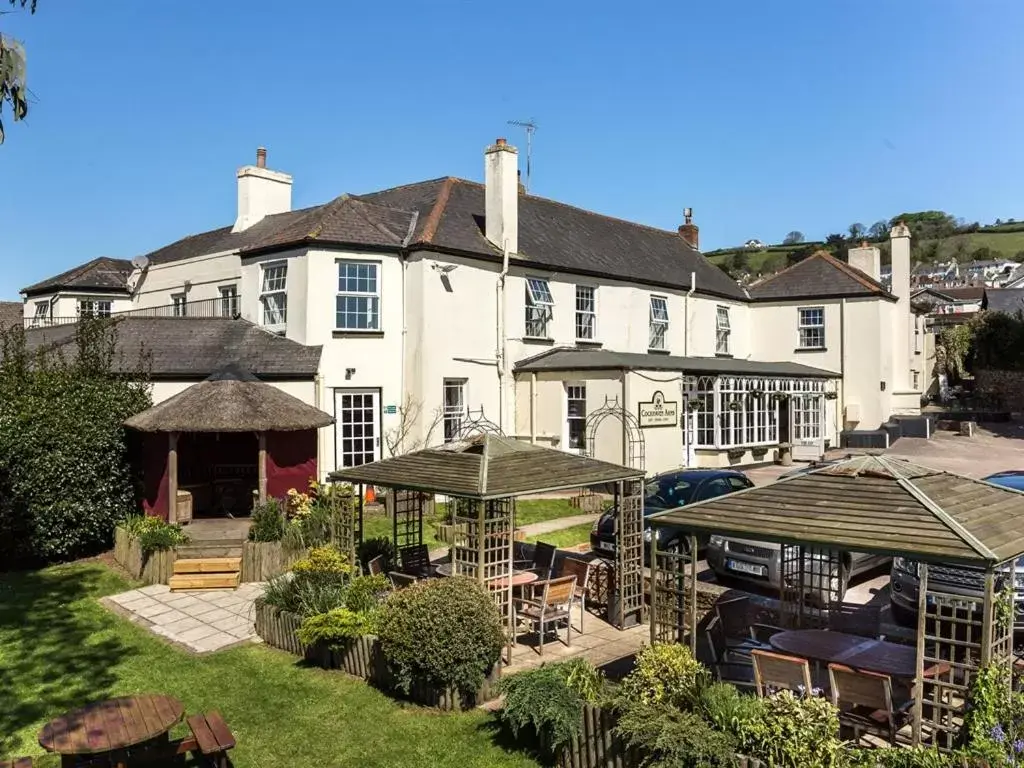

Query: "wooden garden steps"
left=169, top=557, right=241, bottom=591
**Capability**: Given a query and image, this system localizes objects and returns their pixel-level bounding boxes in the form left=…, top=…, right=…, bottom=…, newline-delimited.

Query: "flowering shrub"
left=964, top=664, right=1024, bottom=767
left=122, top=514, right=190, bottom=555
left=733, top=689, right=844, bottom=768
left=292, top=545, right=352, bottom=580
left=286, top=488, right=313, bottom=519
left=248, top=498, right=286, bottom=542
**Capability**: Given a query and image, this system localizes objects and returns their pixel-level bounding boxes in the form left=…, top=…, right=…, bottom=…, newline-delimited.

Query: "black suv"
left=590, top=468, right=754, bottom=561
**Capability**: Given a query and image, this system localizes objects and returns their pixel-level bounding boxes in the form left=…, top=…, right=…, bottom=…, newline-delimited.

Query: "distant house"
left=982, top=288, right=1024, bottom=315
left=962, top=259, right=1019, bottom=287
left=911, top=286, right=984, bottom=331
left=744, top=239, right=767, bottom=250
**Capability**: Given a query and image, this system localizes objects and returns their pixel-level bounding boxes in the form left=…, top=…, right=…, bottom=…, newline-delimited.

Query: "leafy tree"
left=848, top=222, right=866, bottom=241
left=0, top=319, right=152, bottom=564
left=782, top=231, right=804, bottom=245
left=0, top=0, right=35, bottom=144
left=824, top=233, right=848, bottom=261
left=971, top=246, right=995, bottom=262
left=890, top=211, right=958, bottom=241
left=868, top=220, right=889, bottom=240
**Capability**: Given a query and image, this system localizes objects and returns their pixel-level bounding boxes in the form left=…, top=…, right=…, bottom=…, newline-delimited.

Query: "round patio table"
left=769, top=629, right=942, bottom=679
left=39, top=693, right=184, bottom=768
left=433, top=562, right=540, bottom=589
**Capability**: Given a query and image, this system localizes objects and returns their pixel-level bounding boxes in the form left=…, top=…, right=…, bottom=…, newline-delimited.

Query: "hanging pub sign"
left=637, top=390, right=679, bottom=428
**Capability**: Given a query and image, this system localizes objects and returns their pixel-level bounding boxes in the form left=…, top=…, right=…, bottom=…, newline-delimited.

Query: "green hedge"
left=0, top=320, right=151, bottom=565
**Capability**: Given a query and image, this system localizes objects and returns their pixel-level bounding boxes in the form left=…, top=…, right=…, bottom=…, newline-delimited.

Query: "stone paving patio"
left=102, top=582, right=264, bottom=653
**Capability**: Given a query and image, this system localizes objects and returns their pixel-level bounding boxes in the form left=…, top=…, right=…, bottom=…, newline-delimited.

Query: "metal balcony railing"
left=24, top=296, right=242, bottom=329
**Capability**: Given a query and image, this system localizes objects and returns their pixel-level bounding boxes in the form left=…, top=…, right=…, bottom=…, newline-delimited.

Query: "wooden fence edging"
left=253, top=599, right=499, bottom=710
left=113, top=527, right=176, bottom=585
left=241, top=541, right=301, bottom=583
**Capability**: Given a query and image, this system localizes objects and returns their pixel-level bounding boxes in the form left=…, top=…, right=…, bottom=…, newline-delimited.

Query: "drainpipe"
left=314, top=371, right=324, bottom=479
left=400, top=253, right=408, bottom=454
left=496, top=242, right=511, bottom=433
left=529, top=372, right=537, bottom=444
left=839, top=298, right=847, bottom=440
left=684, top=272, right=696, bottom=357
left=621, top=371, right=630, bottom=466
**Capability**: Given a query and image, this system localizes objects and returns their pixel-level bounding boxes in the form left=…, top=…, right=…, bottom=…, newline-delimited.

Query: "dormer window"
left=525, top=277, right=554, bottom=338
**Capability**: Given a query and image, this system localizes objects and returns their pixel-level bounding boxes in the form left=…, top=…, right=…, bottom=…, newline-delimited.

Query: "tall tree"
left=0, top=0, right=35, bottom=144
left=848, top=222, right=866, bottom=241
left=782, top=231, right=804, bottom=245
left=868, top=220, right=889, bottom=240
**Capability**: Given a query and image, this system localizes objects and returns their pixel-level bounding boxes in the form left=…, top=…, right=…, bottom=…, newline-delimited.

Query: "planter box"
left=241, top=540, right=302, bottom=583
left=113, top=527, right=176, bottom=585
left=253, top=600, right=499, bottom=711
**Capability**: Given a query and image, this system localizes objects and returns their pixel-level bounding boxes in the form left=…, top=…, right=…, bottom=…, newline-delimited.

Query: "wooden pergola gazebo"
left=330, top=433, right=647, bottom=652
left=126, top=366, right=334, bottom=520
left=647, top=454, right=1024, bottom=749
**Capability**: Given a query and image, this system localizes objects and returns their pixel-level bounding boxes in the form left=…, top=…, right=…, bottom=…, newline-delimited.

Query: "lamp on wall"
left=345, top=368, right=356, bottom=380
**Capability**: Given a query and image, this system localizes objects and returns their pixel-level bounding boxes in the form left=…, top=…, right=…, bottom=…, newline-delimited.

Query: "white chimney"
left=890, top=221, right=913, bottom=390
left=232, top=147, right=293, bottom=233
left=484, top=138, right=519, bottom=255
left=889, top=222, right=911, bottom=303
left=848, top=242, right=881, bottom=282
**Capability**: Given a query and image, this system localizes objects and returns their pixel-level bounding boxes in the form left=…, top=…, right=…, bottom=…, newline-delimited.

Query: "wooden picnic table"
left=38, top=694, right=184, bottom=768
left=769, top=629, right=945, bottom=680
left=434, top=561, right=541, bottom=589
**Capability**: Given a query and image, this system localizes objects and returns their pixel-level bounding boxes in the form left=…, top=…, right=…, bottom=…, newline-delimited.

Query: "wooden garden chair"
left=557, top=557, right=592, bottom=633
left=828, top=663, right=912, bottom=745
left=751, top=648, right=814, bottom=697
left=513, top=575, right=577, bottom=655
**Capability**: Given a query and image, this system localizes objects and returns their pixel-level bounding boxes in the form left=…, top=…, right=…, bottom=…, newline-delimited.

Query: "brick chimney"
left=233, top=147, right=293, bottom=233
left=678, top=208, right=699, bottom=250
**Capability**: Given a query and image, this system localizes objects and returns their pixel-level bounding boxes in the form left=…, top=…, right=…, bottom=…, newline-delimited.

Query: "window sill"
left=262, top=325, right=287, bottom=336
left=523, top=336, right=555, bottom=345
left=715, top=353, right=733, bottom=358
left=333, top=330, right=384, bottom=338
left=647, top=348, right=670, bottom=355
left=575, top=339, right=603, bottom=348
left=794, top=347, right=828, bottom=353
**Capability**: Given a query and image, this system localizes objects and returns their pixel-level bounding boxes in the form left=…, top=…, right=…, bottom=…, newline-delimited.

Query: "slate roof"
left=748, top=251, right=896, bottom=302
left=0, top=301, right=22, bottom=330
left=514, top=347, right=838, bottom=378
left=915, top=286, right=986, bottom=303
left=982, top=288, right=1024, bottom=314
left=126, top=364, right=333, bottom=433
left=22, top=317, right=322, bottom=379
left=362, top=178, right=747, bottom=300
left=23, top=256, right=134, bottom=297
left=649, top=454, right=1024, bottom=566
left=330, top=432, right=643, bottom=499
left=25, top=177, right=746, bottom=302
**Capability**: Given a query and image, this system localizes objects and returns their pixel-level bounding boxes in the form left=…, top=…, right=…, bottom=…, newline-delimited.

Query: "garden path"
left=102, top=583, right=263, bottom=653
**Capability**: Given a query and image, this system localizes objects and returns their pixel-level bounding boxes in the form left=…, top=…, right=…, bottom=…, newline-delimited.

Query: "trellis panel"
left=613, top=480, right=645, bottom=629
left=392, top=489, right=425, bottom=551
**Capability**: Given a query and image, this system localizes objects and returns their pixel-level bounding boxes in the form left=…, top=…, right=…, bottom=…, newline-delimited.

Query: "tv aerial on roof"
left=507, top=118, right=537, bottom=194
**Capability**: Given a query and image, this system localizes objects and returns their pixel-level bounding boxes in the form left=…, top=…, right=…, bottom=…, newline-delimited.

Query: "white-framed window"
left=219, top=285, right=239, bottom=318
left=260, top=262, right=288, bottom=330
left=443, top=378, right=467, bottom=442
left=336, top=261, right=380, bottom=331
left=912, top=370, right=921, bottom=390
left=798, top=307, right=825, bottom=349
left=525, top=277, right=554, bottom=338
left=575, top=286, right=596, bottom=341
left=32, top=301, right=49, bottom=326
left=914, top=316, right=922, bottom=354
left=649, top=295, right=669, bottom=350
left=715, top=306, right=731, bottom=355
left=172, top=293, right=187, bottom=317
left=693, top=377, right=716, bottom=448
left=77, top=299, right=111, bottom=318
left=792, top=394, right=823, bottom=441
left=566, top=383, right=587, bottom=451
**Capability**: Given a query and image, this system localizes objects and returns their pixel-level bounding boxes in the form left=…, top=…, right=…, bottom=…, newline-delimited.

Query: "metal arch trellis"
left=454, top=407, right=504, bottom=440
left=582, top=396, right=645, bottom=472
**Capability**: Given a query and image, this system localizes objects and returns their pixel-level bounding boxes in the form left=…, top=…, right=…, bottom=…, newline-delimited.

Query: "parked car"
left=590, top=469, right=754, bottom=562
left=889, top=470, right=1024, bottom=628
left=706, top=461, right=890, bottom=595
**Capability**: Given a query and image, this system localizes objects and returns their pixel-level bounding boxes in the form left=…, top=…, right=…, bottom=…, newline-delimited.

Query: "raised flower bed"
left=113, top=519, right=185, bottom=585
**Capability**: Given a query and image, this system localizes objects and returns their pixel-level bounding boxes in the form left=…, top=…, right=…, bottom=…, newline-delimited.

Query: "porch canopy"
left=330, top=433, right=647, bottom=633
left=125, top=365, right=334, bottom=516
left=647, top=454, right=1024, bottom=749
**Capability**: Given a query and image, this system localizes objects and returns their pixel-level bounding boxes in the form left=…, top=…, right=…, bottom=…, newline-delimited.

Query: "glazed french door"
left=335, top=389, right=381, bottom=468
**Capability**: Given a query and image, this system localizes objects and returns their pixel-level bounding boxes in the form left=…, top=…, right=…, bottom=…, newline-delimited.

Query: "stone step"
left=173, top=557, right=242, bottom=575
left=168, top=572, right=240, bottom=591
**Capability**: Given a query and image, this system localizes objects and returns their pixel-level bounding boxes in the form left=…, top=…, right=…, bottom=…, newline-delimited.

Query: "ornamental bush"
left=297, top=606, right=378, bottom=647
left=0, top=319, right=151, bottom=565
left=733, top=689, right=844, bottom=768
left=617, top=643, right=709, bottom=711
left=248, top=498, right=286, bottom=542
left=376, top=576, right=505, bottom=702
left=121, top=514, right=189, bottom=555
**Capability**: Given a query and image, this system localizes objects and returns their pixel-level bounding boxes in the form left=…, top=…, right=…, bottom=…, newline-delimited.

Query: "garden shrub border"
left=253, top=599, right=500, bottom=711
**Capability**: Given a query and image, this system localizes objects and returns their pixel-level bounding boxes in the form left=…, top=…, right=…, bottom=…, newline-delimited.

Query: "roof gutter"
left=684, top=271, right=696, bottom=357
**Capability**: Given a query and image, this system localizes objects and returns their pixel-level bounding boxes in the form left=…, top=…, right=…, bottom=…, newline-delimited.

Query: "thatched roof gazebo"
left=126, top=366, right=333, bottom=519
left=648, top=454, right=1024, bottom=748
left=331, top=434, right=647, bottom=650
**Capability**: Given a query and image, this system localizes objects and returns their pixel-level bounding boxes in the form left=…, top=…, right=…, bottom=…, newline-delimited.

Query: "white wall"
left=133, top=252, right=242, bottom=312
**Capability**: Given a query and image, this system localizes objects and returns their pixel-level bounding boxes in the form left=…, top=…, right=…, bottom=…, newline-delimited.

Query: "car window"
left=695, top=478, right=732, bottom=500
left=645, top=477, right=697, bottom=508
left=728, top=476, right=752, bottom=490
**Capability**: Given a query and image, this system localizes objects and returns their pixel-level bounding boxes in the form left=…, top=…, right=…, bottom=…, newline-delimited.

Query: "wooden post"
left=167, top=432, right=179, bottom=523
left=912, top=562, right=929, bottom=746
left=688, top=533, right=698, bottom=656
left=257, top=432, right=268, bottom=503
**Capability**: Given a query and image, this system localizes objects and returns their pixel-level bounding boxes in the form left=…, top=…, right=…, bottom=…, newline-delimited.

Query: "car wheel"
left=890, top=601, right=917, bottom=628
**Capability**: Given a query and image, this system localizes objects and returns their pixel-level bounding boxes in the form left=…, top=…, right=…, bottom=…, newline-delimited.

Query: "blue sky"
left=2, top=0, right=1023, bottom=297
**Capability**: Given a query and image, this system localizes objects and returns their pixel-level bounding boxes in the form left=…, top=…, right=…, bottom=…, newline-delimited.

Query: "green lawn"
left=525, top=521, right=594, bottom=549
left=0, top=563, right=538, bottom=768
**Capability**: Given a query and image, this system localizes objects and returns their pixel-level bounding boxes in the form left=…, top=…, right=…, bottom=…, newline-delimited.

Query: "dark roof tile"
left=982, top=288, right=1024, bottom=314
left=748, top=251, right=895, bottom=302
left=23, top=256, right=134, bottom=296
left=0, top=301, right=22, bottom=330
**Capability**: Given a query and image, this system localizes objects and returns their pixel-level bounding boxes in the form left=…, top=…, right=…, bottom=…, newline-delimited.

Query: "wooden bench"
left=173, top=710, right=237, bottom=767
